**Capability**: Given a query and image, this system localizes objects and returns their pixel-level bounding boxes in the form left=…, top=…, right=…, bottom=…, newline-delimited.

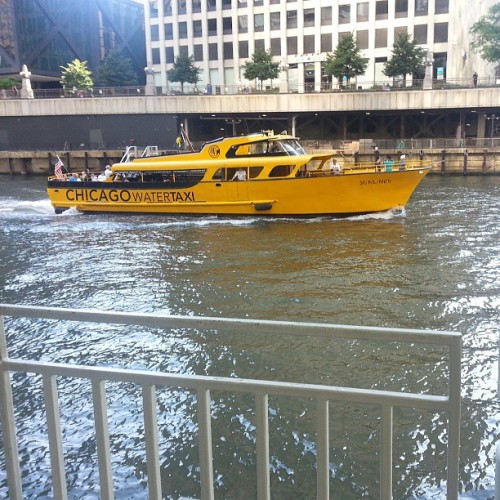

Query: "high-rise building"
left=144, top=0, right=497, bottom=93
left=0, top=0, right=146, bottom=86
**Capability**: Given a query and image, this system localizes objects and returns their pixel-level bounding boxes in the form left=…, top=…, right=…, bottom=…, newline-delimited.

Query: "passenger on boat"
left=68, top=173, right=80, bottom=182
left=231, top=169, right=247, bottom=181
left=330, top=158, right=342, bottom=175
left=104, top=165, right=112, bottom=179
left=398, top=154, right=406, bottom=170
left=384, top=156, right=394, bottom=172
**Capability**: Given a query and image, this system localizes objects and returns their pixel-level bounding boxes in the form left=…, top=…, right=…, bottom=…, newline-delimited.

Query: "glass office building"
left=0, top=0, right=146, bottom=85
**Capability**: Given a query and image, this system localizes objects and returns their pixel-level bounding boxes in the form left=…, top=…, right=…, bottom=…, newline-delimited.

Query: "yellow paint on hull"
left=47, top=168, right=430, bottom=216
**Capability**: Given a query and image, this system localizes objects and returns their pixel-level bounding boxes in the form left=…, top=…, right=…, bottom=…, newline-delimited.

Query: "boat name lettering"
left=65, top=189, right=196, bottom=203
left=360, top=179, right=391, bottom=186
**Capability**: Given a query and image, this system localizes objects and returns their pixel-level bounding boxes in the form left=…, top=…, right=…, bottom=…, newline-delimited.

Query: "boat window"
left=269, top=164, right=294, bottom=177
left=212, top=168, right=225, bottom=180
left=138, top=169, right=205, bottom=183
left=249, top=166, right=263, bottom=178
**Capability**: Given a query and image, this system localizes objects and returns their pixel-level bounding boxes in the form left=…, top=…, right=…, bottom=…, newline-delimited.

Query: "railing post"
left=142, top=384, right=162, bottom=499
left=447, top=337, right=462, bottom=500
left=197, top=388, right=214, bottom=500
left=42, top=374, right=68, bottom=499
left=0, top=315, right=23, bottom=499
left=316, top=397, right=329, bottom=500
left=256, top=392, right=270, bottom=500
left=380, top=404, right=393, bottom=500
left=92, top=380, right=114, bottom=500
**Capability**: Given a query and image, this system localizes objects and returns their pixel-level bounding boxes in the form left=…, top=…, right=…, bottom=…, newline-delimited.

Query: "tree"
left=167, top=54, right=200, bottom=93
left=383, top=32, right=427, bottom=83
left=324, top=33, right=368, bottom=87
left=96, top=49, right=139, bottom=87
left=470, top=3, right=500, bottom=64
left=0, top=78, right=18, bottom=90
left=60, top=59, right=94, bottom=93
left=242, top=50, right=280, bottom=90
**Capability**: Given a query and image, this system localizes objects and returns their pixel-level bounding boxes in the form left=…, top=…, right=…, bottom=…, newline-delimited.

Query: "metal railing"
left=0, top=304, right=462, bottom=499
left=0, top=76, right=498, bottom=100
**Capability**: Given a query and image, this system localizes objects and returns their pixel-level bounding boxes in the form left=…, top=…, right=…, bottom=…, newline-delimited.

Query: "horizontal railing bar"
left=0, top=304, right=461, bottom=347
left=3, top=359, right=450, bottom=411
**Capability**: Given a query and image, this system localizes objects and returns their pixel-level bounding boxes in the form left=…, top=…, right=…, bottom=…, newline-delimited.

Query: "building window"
left=357, top=30, right=369, bottom=50
left=321, top=7, right=332, bottom=26
left=394, top=26, right=407, bottom=40
left=435, top=0, right=449, bottom=14
left=238, top=0, right=247, bottom=6
left=287, top=36, right=297, bottom=55
left=179, top=46, right=188, bottom=57
left=287, top=11, right=297, bottom=29
left=194, top=44, right=203, bottom=61
left=208, top=19, right=217, bottom=36
left=223, top=17, right=232, bottom=34
left=165, top=24, right=173, bottom=40
left=254, top=13, right=264, bottom=32
left=255, top=39, right=265, bottom=52
left=271, top=38, right=281, bottom=56
left=150, top=25, right=159, bottom=42
left=208, top=43, right=218, bottom=60
left=177, top=0, right=186, bottom=15
left=222, top=0, right=232, bottom=9
left=415, top=0, right=428, bottom=16
left=223, top=42, right=233, bottom=59
left=179, top=22, right=187, bottom=39
left=304, top=35, right=315, bottom=53
left=434, top=23, right=448, bottom=43
left=357, top=2, right=369, bottom=22
left=152, top=48, right=160, bottom=64
left=254, top=0, right=263, bottom=6
left=207, top=0, right=216, bottom=11
left=193, top=20, right=202, bottom=37
left=376, top=1, right=388, bottom=20
left=163, top=0, right=172, bottom=16
left=270, top=12, right=280, bottom=30
left=375, top=28, right=387, bottom=48
left=304, top=9, right=314, bottom=28
left=239, top=40, right=248, bottom=58
left=339, top=5, right=350, bottom=24
left=321, top=33, right=332, bottom=52
left=395, top=0, right=408, bottom=18
left=413, top=24, right=427, bottom=44
left=238, top=15, right=248, bottom=33
left=193, top=0, right=201, bottom=13
left=166, top=46, right=174, bottom=64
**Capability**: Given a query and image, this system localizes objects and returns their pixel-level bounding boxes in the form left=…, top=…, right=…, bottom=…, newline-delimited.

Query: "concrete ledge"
left=0, top=88, right=499, bottom=117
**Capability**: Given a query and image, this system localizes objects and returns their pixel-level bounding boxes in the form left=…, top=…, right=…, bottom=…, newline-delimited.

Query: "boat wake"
left=346, top=206, right=406, bottom=221
left=0, top=198, right=57, bottom=216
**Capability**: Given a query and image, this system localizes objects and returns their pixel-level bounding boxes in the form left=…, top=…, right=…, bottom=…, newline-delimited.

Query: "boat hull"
left=47, top=168, right=430, bottom=216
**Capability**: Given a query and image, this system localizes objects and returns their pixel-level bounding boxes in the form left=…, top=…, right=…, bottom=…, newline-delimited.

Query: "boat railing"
left=119, top=146, right=159, bottom=163
left=308, top=159, right=430, bottom=176
left=0, top=304, right=461, bottom=499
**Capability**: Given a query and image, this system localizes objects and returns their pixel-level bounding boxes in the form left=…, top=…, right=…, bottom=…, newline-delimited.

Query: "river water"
left=0, top=175, right=498, bottom=499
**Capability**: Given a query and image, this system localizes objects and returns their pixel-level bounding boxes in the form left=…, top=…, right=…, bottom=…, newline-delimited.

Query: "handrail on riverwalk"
left=0, top=304, right=462, bottom=499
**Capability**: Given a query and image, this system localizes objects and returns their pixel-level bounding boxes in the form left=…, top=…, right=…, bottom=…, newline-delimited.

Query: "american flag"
left=54, top=157, right=64, bottom=177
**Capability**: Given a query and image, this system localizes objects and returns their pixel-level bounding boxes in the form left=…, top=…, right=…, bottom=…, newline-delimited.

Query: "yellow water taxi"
left=47, top=131, right=430, bottom=216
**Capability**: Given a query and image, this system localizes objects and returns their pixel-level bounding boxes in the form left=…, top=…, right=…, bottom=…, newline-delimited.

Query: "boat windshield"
left=279, top=139, right=306, bottom=155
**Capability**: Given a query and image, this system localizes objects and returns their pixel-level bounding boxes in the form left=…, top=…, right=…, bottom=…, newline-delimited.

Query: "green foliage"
left=60, top=59, right=94, bottom=92
left=324, top=33, right=368, bottom=85
left=0, top=78, right=18, bottom=89
left=96, top=49, right=139, bottom=87
left=167, top=54, right=200, bottom=92
left=383, top=32, right=427, bottom=79
left=242, top=50, right=280, bottom=90
left=470, top=3, right=500, bottom=64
